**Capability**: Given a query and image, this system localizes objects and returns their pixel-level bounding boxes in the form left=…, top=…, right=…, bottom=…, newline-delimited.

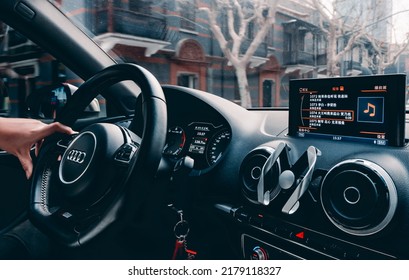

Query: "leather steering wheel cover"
left=29, top=63, right=167, bottom=247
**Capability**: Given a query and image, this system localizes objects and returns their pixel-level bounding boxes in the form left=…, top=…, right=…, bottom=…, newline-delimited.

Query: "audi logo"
left=66, top=150, right=87, bottom=164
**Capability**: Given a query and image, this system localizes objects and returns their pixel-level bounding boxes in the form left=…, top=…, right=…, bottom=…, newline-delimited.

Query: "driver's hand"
left=0, top=118, right=75, bottom=179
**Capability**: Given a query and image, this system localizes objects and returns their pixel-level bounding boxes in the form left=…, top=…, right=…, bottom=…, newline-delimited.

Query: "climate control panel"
left=223, top=206, right=396, bottom=260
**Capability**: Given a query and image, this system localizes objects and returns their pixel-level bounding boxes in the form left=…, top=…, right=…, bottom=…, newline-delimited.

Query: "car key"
left=171, top=210, right=196, bottom=260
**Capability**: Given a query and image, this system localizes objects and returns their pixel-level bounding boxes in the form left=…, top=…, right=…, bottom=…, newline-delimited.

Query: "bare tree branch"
left=242, top=0, right=279, bottom=64
left=199, top=0, right=281, bottom=107
left=366, top=32, right=409, bottom=73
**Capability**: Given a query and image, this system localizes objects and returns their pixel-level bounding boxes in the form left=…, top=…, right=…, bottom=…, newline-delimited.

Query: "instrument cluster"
left=163, top=122, right=232, bottom=171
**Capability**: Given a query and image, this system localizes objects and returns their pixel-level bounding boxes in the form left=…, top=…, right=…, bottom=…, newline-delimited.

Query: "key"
left=170, top=207, right=197, bottom=259
left=171, top=210, right=197, bottom=259
left=172, top=237, right=197, bottom=260
left=172, top=210, right=189, bottom=260
left=184, top=240, right=197, bottom=260
left=172, top=238, right=188, bottom=260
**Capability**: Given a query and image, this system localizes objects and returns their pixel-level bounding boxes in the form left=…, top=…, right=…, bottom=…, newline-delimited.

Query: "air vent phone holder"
left=257, top=142, right=321, bottom=214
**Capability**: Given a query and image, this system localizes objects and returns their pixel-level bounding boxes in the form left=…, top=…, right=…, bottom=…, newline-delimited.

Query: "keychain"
left=172, top=210, right=197, bottom=260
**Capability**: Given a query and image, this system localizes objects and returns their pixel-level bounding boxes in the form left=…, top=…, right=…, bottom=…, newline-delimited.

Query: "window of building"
left=177, top=73, right=198, bottom=89
left=180, top=2, right=196, bottom=31
left=298, top=31, right=306, bottom=52
left=92, top=0, right=105, bottom=10
left=129, top=0, right=151, bottom=15
left=247, top=21, right=254, bottom=40
left=284, top=32, right=292, bottom=51
left=267, top=26, right=274, bottom=48
left=262, top=80, right=275, bottom=107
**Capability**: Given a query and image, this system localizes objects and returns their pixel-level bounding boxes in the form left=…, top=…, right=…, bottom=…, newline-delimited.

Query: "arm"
left=0, top=118, right=75, bottom=179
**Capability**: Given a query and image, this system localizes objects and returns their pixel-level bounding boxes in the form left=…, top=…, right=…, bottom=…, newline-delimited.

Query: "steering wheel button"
left=115, top=144, right=138, bottom=163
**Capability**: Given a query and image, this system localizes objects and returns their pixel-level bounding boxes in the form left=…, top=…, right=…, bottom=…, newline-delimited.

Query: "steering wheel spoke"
left=56, top=133, right=80, bottom=149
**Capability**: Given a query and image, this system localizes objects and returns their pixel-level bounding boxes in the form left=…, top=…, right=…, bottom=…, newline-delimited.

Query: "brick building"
left=0, top=0, right=404, bottom=116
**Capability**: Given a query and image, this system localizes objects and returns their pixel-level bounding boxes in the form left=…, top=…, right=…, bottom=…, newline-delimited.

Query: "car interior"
left=0, top=0, right=409, bottom=260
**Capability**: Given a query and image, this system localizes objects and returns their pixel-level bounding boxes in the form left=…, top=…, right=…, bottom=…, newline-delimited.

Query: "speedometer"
left=206, top=128, right=232, bottom=166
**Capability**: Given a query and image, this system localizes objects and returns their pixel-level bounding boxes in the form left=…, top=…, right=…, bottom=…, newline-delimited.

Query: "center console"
left=227, top=75, right=408, bottom=259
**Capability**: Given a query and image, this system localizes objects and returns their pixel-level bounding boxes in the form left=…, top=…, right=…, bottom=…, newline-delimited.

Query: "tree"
left=196, top=0, right=281, bottom=108
left=310, top=0, right=409, bottom=77
left=365, top=33, right=409, bottom=74
left=310, top=0, right=371, bottom=77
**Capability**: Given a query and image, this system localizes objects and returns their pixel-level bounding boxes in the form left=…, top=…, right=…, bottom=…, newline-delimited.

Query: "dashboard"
left=159, top=86, right=236, bottom=175
left=135, top=79, right=409, bottom=260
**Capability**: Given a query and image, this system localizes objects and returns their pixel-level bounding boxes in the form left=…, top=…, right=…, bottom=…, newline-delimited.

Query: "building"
left=0, top=0, right=404, bottom=116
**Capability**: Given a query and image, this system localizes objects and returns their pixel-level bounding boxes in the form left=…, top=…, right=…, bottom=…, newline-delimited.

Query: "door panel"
left=0, top=152, right=30, bottom=233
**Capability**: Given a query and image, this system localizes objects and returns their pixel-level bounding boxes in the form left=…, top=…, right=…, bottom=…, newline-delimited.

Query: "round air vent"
left=240, top=147, right=280, bottom=203
left=321, top=159, right=397, bottom=236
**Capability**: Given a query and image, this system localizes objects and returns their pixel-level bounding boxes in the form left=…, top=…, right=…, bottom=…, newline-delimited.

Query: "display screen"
left=188, top=124, right=211, bottom=154
left=288, top=74, right=406, bottom=147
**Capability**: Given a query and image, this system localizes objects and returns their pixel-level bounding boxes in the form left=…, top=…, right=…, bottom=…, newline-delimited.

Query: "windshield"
left=32, top=0, right=409, bottom=109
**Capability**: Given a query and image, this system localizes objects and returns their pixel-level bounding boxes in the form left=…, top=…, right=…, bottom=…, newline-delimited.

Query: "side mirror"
left=27, top=83, right=100, bottom=119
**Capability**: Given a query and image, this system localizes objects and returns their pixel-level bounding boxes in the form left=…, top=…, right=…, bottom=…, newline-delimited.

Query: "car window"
left=0, top=24, right=106, bottom=119
left=47, top=0, right=409, bottom=109
left=2, top=1, right=407, bottom=111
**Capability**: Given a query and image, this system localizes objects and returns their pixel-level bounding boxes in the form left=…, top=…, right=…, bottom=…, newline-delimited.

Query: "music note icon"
left=364, top=103, right=376, bottom=117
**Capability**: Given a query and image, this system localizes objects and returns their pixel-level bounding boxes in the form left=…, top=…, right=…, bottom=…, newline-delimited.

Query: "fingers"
left=36, top=122, right=76, bottom=142
left=35, top=139, right=44, bottom=157
left=18, top=151, right=33, bottom=179
left=25, top=122, right=75, bottom=179
left=28, top=122, right=74, bottom=179
left=46, top=122, right=76, bottom=136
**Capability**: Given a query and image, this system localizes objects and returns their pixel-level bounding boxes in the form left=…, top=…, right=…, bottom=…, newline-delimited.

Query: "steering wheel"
left=29, top=63, right=167, bottom=247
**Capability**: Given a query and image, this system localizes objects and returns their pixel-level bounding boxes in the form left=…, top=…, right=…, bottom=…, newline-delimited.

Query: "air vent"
left=240, top=147, right=280, bottom=203
left=321, top=159, right=397, bottom=236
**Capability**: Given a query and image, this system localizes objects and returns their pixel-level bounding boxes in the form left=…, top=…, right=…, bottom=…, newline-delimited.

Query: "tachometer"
left=163, top=126, right=186, bottom=156
left=206, top=128, right=232, bottom=165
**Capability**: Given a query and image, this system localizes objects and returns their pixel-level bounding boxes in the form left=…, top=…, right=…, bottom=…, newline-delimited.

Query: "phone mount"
left=257, top=142, right=321, bottom=214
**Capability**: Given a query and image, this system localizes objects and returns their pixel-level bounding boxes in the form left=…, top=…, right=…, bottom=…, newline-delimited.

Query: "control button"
left=236, top=211, right=250, bottom=223
left=352, top=252, right=361, bottom=259
left=263, top=218, right=276, bottom=231
left=250, top=214, right=264, bottom=227
left=344, top=251, right=360, bottom=260
left=274, top=226, right=292, bottom=238
left=305, top=237, right=327, bottom=252
left=115, top=144, right=138, bottom=163
left=328, top=243, right=347, bottom=259
left=251, top=246, right=269, bottom=260
left=289, top=230, right=307, bottom=244
left=294, top=231, right=305, bottom=240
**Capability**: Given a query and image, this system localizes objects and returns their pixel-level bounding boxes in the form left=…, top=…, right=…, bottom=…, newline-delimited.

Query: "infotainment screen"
left=288, top=74, right=406, bottom=147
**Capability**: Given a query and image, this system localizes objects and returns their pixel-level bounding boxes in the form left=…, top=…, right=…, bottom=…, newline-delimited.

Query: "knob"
left=251, top=246, right=269, bottom=260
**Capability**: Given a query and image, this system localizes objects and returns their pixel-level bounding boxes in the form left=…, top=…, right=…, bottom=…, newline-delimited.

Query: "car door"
left=0, top=149, right=30, bottom=233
